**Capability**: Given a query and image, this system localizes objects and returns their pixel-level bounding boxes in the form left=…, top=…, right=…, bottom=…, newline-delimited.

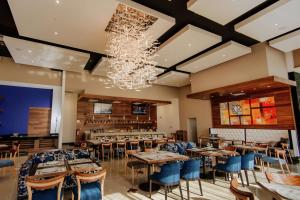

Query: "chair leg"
left=252, top=170, right=257, bottom=183
left=239, top=172, right=245, bottom=187
left=179, top=183, right=184, bottom=200
left=279, top=162, right=284, bottom=174
left=198, top=179, right=203, bottom=196
left=186, top=180, right=190, bottom=200
left=164, top=185, right=168, bottom=200
left=285, top=162, right=290, bottom=174
left=230, top=172, right=234, bottom=180
left=213, top=169, right=216, bottom=184
left=149, top=180, right=152, bottom=198
left=288, top=153, right=293, bottom=164
left=225, top=172, right=228, bottom=181
left=244, top=170, right=249, bottom=186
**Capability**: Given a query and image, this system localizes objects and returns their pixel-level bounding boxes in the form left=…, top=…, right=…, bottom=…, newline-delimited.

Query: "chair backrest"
left=181, top=159, right=201, bottom=180
left=26, top=172, right=67, bottom=200
left=116, top=142, right=126, bottom=148
left=167, top=139, right=176, bottom=144
left=265, top=172, right=300, bottom=186
left=275, top=149, right=287, bottom=159
left=102, top=143, right=112, bottom=150
left=75, top=169, right=107, bottom=200
left=241, top=153, right=255, bottom=170
left=144, top=140, right=152, bottom=148
left=129, top=141, right=139, bottom=150
left=230, top=178, right=254, bottom=200
left=159, top=162, right=181, bottom=185
left=225, top=156, right=241, bottom=172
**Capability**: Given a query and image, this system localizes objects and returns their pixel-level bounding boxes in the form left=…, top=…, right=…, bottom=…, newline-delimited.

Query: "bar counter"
left=90, top=131, right=166, bottom=139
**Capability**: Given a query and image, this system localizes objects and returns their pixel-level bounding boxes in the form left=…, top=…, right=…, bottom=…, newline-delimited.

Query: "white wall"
left=62, top=92, right=77, bottom=143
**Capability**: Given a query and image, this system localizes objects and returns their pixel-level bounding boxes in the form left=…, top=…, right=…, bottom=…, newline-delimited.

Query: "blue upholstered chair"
left=181, top=159, right=203, bottom=199
left=26, top=172, right=66, bottom=200
left=73, top=169, right=106, bottom=200
left=0, top=159, right=14, bottom=168
left=213, top=156, right=244, bottom=187
left=241, top=153, right=257, bottom=185
left=261, top=149, right=290, bottom=174
left=149, top=162, right=183, bottom=200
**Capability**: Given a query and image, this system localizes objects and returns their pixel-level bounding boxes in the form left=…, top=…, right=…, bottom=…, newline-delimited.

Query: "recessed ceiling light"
left=241, top=90, right=244, bottom=92
left=135, top=89, right=141, bottom=92
left=267, top=85, right=271, bottom=88
left=105, top=86, right=111, bottom=89
left=188, top=43, right=192, bottom=47
left=56, top=0, right=60, bottom=4
left=222, top=54, right=226, bottom=57
left=28, top=49, right=32, bottom=54
left=54, top=31, right=58, bottom=35
left=274, top=23, right=278, bottom=26
left=164, top=58, right=168, bottom=62
left=31, top=60, right=35, bottom=63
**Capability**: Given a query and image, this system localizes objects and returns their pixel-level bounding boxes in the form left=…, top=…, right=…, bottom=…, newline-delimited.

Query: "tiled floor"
left=0, top=156, right=299, bottom=200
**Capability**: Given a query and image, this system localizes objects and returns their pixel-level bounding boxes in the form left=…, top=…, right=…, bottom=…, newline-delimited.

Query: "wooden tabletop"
left=30, top=158, right=101, bottom=178
left=233, top=144, right=267, bottom=151
left=258, top=182, right=300, bottom=200
left=198, top=149, right=238, bottom=157
left=0, top=144, right=8, bottom=148
left=132, top=151, right=189, bottom=164
left=186, top=147, right=218, bottom=152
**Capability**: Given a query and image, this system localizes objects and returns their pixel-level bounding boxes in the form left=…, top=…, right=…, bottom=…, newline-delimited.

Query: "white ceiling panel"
left=235, top=0, right=300, bottom=42
left=177, top=41, right=251, bottom=73
left=269, top=30, right=300, bottom=52
left=7, top=0, right=175, bottom=54
left=92, top=57, right=165, bottom=77
left=188, top=0, right=266, bottom=25
left=155, top=71, right=190, bottom=87
left=4, top=36, right=89, bottom=72
left=155, top=24, right=221, bottom=68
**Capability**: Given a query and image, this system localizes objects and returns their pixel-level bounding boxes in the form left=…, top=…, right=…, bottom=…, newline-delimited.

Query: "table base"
left=139, top=182, right=160, bottom=192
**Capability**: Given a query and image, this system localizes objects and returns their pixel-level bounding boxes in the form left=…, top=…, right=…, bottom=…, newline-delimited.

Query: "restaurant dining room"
left=1, top=0, right=300, bottom=200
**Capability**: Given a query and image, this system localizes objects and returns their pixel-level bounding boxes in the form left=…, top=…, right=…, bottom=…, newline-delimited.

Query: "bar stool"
left=116, top=142, right=126, bottom=158
left=144, top=140, right=152, bottom=151
left=101, top=143, right=113, bottom=161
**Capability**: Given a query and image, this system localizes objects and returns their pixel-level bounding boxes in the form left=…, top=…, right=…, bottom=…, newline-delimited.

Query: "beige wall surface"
left=190, top=43, right=269, bottom=93
left=0, top=57, right=61, bottom=86
left=179, top=86, right=212, bottom=138
left=266, top=46, right=288, bottom=79
left=293, top=48, right=300, bottom=68
left=62, top=92, right=77, bottom=143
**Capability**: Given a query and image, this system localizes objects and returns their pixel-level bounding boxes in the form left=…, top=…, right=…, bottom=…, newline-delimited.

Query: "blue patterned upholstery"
left=73, top=182, right=101, bottom=200
left=161, top=142, right=196, bottom=155
left=160, top=143, right=178, bottom=153
left=187, top=142, right=196, bottom=149
left=181, top=159, right=201, bottom=180
left=215, top=156, right=241, bottom=173
left=0, top=159, right=14, bottom=168
left=150, top=162, right=181, bottom=185
left=18, top=149, right=91, bottom=199
left=241, top=153, right=255, bottom=170
left=32, top=188, right=62, bottom=200
left=254, top=152, right=266, bottom=158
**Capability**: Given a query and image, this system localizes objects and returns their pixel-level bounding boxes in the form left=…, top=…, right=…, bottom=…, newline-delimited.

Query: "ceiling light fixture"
left=188, top=43, right=192, bottom=47
left=28, top=49, right=32, bottom=54
left=55, top=0, right=60, bottom=4
left=222, top=54, right=226, bottom=57
left=274, top=23, right=278, bottom=26
left=54, top=31, right=58, bottom=35
left=104, top=4, right=159, bottom=90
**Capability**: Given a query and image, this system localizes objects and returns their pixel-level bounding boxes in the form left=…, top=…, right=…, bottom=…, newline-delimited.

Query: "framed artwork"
left=220, top=96, right=277, bottom=125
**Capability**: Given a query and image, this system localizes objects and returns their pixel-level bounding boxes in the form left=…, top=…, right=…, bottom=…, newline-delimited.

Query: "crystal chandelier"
left=104, top=4, right=159, bottom=90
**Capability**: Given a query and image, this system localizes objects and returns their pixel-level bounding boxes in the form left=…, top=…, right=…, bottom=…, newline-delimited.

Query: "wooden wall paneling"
left=211, top=87, right=295, bottom=130
left=27, top=107, right=51, bottom=136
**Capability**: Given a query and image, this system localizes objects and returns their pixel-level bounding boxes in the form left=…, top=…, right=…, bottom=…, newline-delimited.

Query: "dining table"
left=29, top=158, right=102, bottom=178
left=132, top=150, right=189, bottom=192
left=233, top=144, right=267, bottom=154
left=258, top=182, right=300, bottom=200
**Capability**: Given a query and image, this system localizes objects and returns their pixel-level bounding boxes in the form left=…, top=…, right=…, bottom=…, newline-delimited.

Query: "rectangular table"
left=132, top=151, right=188, bottom=192
left=233, top=145, right=267, bottom=154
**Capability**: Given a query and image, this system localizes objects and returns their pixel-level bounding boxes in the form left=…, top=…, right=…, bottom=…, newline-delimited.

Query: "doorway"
left=187, top=118, right=197, bottom=142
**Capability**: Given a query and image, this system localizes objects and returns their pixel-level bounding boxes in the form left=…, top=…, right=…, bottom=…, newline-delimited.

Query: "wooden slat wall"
left=211, top=87, right=295, bottom=130
left=27, top=107, right=51, bottom=136
left=76, top=102, right=157, bottom=141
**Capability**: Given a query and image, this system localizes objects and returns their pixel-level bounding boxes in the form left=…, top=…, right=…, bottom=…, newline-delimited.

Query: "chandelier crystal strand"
left=105, top=4, right=159, bottom=90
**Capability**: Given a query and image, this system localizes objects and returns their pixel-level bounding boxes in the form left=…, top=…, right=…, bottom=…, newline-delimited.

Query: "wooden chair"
left=101, top=143, right=113, bottom=161
left=73, top=169, right=107, bottom=200
left=167, top=139, right=176, bottom=144
left=116, top=142, right=126, bottom=158
left=144, top=140, right=152, bottom=151
left=155, top=139, right=166, bottom=151
left=281, top=143, right=293, bottom=164
left=265, top=172, right=300, bottom=186
left=262, top=149, right=290, bottom=174
left=230, top=178, right=254, bottom=200
left=26, top=172, right=67, bottom=200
